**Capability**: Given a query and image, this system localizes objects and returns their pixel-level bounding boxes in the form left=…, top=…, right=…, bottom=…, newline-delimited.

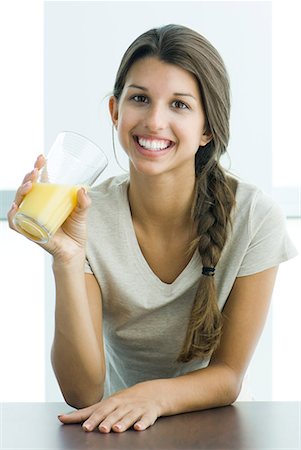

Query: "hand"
left=7, top=154, right=91, bottom=264
left=7, top=153, right=43, bottom=235
left=58, top=381, right=165, bottom=433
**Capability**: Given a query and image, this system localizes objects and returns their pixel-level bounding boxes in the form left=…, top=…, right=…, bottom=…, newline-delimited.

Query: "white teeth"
left=137, top=137, right=170, bottom=151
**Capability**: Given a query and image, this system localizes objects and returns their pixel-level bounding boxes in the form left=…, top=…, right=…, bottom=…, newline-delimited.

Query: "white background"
left=0, top=0, right=300, bottom=403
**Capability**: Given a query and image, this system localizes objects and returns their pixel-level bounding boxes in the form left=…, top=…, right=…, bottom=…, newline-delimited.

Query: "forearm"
left=56, top=362, right=241, bottom=432
left=148, top=363, right=241, bottom=417
left=51, top=259, right=105, bottom=408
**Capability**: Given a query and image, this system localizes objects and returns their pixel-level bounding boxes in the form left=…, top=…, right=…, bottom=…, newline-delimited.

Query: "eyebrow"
left=126, top=84, right=197, bottom=101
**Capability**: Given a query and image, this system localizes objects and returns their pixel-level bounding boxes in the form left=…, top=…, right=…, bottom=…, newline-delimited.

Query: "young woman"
left=8, top=24, right=297, bottom=433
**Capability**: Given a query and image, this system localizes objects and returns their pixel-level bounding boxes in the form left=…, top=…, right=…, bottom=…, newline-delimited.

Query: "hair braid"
left=177, top=155, right=237, bottom=363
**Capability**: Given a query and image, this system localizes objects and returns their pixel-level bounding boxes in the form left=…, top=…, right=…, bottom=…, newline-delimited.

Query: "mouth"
left=133, top=135, right=175, bottom=155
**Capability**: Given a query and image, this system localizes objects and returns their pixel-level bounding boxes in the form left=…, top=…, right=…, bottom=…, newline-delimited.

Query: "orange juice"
left=14, top=183, right=79, bottom=242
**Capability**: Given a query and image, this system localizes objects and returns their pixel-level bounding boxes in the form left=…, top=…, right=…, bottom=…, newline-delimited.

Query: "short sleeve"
left=237, top=193, right=298, bottom=277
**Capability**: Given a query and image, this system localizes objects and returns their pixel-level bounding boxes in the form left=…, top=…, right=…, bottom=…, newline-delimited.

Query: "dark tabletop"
left=1, top=401, right=300, bottom=449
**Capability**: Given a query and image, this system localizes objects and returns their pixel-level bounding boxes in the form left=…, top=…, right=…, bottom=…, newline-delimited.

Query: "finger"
left=14, top=180, right=33, bottom=207
left=20, top=154, right=44, bottom=185
left=69, top=189, right=91, bottom=223
left=133, top=413, right=158, bottom=432
left=96, top=407, right=139, bottom=434
left=8, top=167, right=40, bottom=230
left=110, top=410, right=145, bottom=433
left=7, top=202, right=19, bottom=230
left=82, top=405, right=126, bottom=433
left=34, top=154, right=46, bottom=171
left=76, top=187, right=91, bottom=211
left=21, top=167, right=39, bottom=185
left=58, top=405, right=96, bottom=424
left=82, top=410, right=107, bottom=432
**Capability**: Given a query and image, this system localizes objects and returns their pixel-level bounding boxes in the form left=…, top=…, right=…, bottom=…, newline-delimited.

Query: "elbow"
left=63, top=387, right=104, bottom=410
left=51, top=347, right=105, bottom=409
left=224, top=370, right=243, bottom=406
left=226, top=382, right=242, bottom=405
left=65, top=398, right=101, bottom=410
left=56, top=378, right=105, bottom=410
left=60, top=375, right=105, bottom=409
left=215, top=364, right=243, bottom=407
left=52, top=364, right=105, bottom=409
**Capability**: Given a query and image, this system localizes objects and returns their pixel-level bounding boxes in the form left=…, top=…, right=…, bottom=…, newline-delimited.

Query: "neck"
left=128, top=166, right=196, bottom=232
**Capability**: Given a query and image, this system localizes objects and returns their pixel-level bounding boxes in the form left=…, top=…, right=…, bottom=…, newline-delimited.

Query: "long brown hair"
left=113, top=24, right=237, bottom=362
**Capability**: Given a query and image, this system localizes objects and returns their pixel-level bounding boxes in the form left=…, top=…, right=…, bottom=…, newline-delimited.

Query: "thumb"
left=76, top=187, right=91, bottom=211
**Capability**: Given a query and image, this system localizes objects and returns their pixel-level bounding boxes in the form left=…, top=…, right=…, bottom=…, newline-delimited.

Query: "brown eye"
left=171, top=100, right=189, bottom=110
left=131, top=95, right=149, bottom=103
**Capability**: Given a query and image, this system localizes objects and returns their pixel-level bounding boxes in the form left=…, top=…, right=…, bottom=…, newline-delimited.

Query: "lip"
left=133, top=134, right=175, bottom=158
left=135, top=134, right=174, bottom=143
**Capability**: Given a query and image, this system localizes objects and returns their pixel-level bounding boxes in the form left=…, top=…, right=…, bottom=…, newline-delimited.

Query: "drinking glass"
left=13, top=131, right=108, bottom=243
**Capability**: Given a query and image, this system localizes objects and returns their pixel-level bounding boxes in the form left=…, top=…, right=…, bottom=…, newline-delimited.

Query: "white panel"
left=0, top=0, right=43, bottom=190
left=0, top=0, right=44, bottom=401
left=272, top=219, right=301, bottom=400
left=272, top=1, right=301, bottom=187
left=0, top=222, right=45, bottom=401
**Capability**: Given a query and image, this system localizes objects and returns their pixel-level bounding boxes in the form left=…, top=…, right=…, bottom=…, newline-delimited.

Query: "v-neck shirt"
left=85, top=174, right=297, bottom=398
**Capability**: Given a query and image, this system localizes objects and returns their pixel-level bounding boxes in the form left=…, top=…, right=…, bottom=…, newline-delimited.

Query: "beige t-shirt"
left=85, top=174, right=298, bottom=398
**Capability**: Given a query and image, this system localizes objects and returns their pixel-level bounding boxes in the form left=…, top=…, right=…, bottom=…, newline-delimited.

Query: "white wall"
left=44, top=1, right=272, bottom=190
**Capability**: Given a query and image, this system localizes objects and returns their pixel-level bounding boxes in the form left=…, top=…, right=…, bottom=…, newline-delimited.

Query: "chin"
left=129, top=159, right=166, bottom=176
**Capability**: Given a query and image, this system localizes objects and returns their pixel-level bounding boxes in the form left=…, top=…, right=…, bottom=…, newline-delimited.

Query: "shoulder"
left=234, top=177, right=286, bottom=227
left=88, top=173, right=129, bottom=205
left=86, top=173, right=129, bottom=227
left=89, top=173, right=129, bottom=196
left=229, top=177, right=298, bottom=273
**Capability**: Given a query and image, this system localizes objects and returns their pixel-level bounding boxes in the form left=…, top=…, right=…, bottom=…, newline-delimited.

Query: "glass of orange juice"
left=13, top=131, right=108, bottom=243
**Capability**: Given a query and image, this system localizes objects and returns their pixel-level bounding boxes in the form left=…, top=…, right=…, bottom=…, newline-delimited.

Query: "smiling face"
left=109, top=57, right=211, bottom=178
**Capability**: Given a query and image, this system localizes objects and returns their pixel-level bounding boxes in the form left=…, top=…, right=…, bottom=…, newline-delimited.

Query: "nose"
left=143, top=104, right=167, bottom=132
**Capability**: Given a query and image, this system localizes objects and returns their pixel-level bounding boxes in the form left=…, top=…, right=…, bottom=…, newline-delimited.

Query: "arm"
left=58, top=265, right=278, bottom=432
left=159, top=265, right=279, bottom=415
left=51, top=266, right=105, bottom=409
left=7, top=156, right=106, bottom=409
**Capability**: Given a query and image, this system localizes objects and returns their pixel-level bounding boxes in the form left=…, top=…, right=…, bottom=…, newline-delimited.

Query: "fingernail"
left=11, top=202, right=17, bottom=210
left=83, top=423, right=92, bottom=431
left=23, top=181, right=32, bottom=188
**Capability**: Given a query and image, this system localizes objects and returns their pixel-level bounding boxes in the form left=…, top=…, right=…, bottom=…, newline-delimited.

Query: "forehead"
left=124, top=57, right=200, bottom=95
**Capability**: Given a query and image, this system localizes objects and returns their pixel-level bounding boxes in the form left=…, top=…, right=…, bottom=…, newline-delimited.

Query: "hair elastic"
left=202, top=267, right=215, bottom=277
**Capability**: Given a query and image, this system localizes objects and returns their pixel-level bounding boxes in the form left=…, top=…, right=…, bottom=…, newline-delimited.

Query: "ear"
left=109, top=96, right=119, bottom=129
left=200, top=129, right=212, bottom=147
